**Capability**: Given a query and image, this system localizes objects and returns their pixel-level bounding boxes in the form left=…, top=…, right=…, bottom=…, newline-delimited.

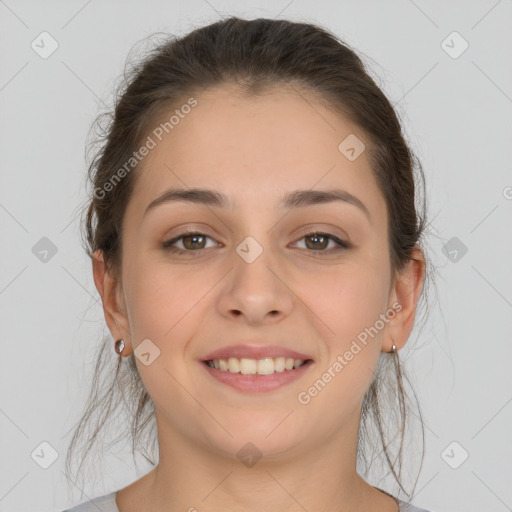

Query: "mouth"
left=203, top=356, right=314, bottom=375
left=200, top=357, right=315, bottom=393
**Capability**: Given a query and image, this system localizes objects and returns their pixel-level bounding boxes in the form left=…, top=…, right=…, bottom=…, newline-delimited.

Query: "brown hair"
left=66, top=16, right=435, bottom=499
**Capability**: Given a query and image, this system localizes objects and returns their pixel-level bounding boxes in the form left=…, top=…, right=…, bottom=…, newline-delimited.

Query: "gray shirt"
left=62, top=490, right=433, bottom=511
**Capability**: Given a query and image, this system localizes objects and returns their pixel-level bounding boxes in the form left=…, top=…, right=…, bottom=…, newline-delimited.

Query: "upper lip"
left=201, top=344, right=314, bottom=362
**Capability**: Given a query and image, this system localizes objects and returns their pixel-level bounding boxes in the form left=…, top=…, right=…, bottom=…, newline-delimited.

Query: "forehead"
left=125, top=83, right=387, bottom=224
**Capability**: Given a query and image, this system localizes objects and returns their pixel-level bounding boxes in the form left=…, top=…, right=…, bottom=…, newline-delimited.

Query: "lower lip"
left=201, top=360, right=314, bottom=393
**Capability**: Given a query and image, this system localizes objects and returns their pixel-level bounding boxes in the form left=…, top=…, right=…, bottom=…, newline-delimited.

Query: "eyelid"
left=293, top=224, right=351, bottom=245
left=162, top=230, right=219, bottom=249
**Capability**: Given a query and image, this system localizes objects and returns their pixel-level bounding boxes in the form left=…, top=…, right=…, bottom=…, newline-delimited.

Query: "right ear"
left=92, top=249, right=132, bottom=355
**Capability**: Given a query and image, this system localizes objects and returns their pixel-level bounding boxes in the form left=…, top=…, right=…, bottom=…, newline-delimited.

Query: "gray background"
left=1, top=1, right=511, bottom=511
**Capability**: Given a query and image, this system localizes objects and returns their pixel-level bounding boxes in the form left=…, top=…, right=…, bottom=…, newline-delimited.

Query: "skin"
left=93, top=82, right=424, bottom=512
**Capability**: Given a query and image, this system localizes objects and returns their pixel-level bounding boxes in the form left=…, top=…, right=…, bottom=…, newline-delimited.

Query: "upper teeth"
left=207, top=357, right=306, bottom=375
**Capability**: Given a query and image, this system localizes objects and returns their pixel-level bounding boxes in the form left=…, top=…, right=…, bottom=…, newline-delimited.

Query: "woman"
left=64, top=16, right=433, bottom=512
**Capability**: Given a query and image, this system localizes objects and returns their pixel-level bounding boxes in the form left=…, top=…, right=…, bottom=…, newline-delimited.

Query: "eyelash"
left=162, top=229, right=351, bottom=257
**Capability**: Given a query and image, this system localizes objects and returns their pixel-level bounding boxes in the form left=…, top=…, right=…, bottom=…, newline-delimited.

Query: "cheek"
left=295, top=269, right=386, bottom=417
left=304, top=263, right=390, bottom=344
left=296, top=261, right=389, bottom=404
left=315, top=259, right=390, bottom=400
left=124, top=257, right=217, bottom=344
left=122, top=261, right=212, bottom=407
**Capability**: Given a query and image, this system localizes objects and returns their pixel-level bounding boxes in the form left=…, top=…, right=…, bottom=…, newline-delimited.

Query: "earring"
left=391, top=343, right=396, bottom=353
left=114, top=339, right=125, bottom=355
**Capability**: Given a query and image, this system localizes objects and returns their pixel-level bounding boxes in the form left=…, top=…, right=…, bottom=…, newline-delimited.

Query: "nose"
left=216, top=243, right=295, bottom=325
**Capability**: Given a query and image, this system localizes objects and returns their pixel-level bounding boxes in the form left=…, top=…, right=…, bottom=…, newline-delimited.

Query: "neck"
left=120, top=411, right=399, bottom=512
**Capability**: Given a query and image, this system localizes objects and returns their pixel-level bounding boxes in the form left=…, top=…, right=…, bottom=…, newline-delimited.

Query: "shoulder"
left=61, top=491, right=119, bottom=512
left=397, top=498, right=434, bottom=512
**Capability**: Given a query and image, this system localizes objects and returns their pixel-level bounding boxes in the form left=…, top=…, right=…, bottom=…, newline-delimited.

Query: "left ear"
left=385, top=244, right=425, bottom=352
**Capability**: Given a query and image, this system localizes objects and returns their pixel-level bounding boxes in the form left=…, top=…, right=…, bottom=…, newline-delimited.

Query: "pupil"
left=307, top=234, right=327, bottom=250
left=184, top=234, right=205, bottom=249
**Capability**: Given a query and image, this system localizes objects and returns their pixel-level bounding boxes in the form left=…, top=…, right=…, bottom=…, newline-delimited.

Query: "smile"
left=202, top=358, right=314, bottom=393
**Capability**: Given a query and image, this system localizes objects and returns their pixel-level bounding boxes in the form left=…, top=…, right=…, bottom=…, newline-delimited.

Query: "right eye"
left=162, top=232, right=219, bottom=255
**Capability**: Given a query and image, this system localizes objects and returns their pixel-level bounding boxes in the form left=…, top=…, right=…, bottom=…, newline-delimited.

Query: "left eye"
left=291, top=232, right=350, bottom=253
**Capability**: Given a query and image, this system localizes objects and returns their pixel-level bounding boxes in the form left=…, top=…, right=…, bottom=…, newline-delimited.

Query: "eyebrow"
left=143, top=187, right=371, bottom=222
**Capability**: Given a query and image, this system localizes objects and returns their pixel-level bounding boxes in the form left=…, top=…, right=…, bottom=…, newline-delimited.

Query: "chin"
left=203, top=416, right=306, bottom=461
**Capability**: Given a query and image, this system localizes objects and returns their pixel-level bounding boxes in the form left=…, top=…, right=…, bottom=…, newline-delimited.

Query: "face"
left=95, top=83, right=418, bottom=463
